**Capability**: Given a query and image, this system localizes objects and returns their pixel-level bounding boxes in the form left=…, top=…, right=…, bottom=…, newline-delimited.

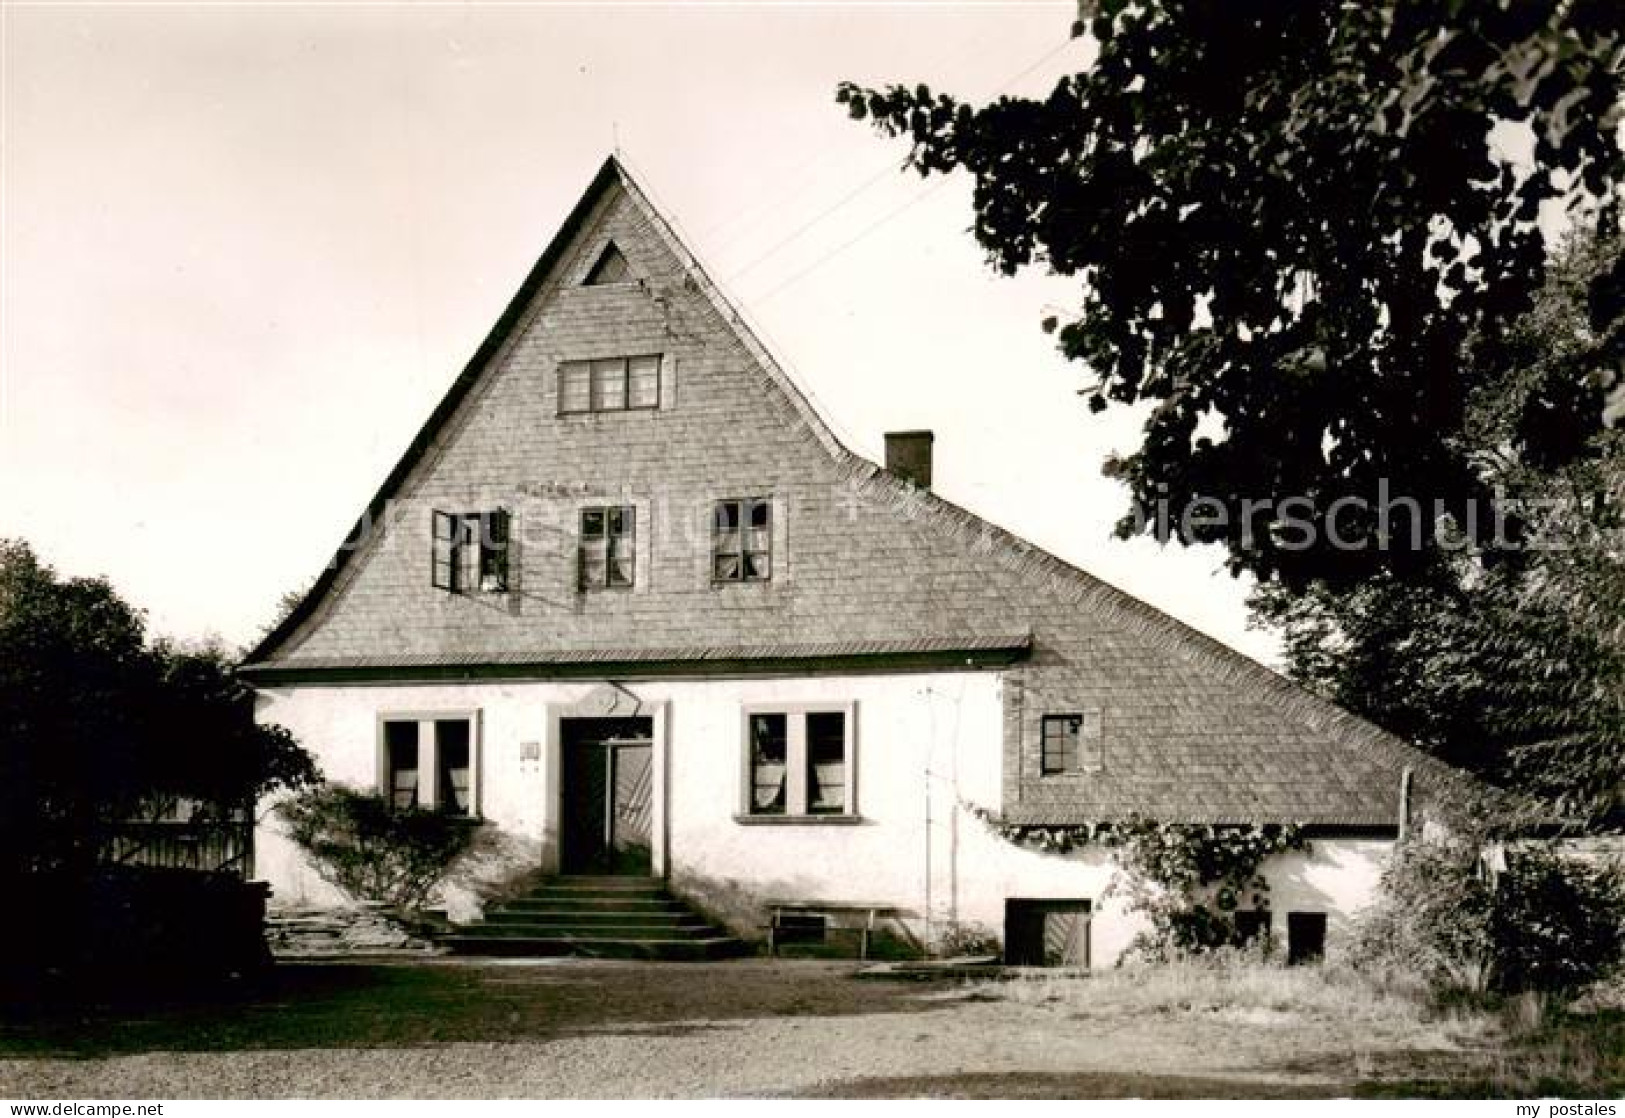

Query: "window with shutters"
left=1040, top=709, right=1104, bottom=775
left=557, top=355, right=661, bottom=414
left=578, top=505, right=636, bottom=590
left=739, top=703, right=856, bottom=821
left=712, top=498, right=772, bottom=583
left=379, top=713, right=479, bottom=817
left=431, top=510, right=509, bottom=593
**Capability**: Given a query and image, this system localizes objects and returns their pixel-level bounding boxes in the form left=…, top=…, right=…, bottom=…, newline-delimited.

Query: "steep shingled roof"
left=245, top=153, right=1502, bottom=827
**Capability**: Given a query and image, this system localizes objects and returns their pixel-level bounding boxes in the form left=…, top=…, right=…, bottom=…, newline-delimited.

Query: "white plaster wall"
left=1267, top=839, right=1392, bottom=950
left=255, top=680, right=556, bottom=919
left=254, top=674, right=1395, bottom=961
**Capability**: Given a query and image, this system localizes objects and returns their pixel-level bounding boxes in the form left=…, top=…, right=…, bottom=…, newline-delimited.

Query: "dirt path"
left=0, top=959, right=1463, bottom=1098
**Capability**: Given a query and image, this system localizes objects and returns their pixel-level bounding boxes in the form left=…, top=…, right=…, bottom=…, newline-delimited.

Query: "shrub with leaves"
left=276, top=784, right=487, bottom=912
left=1352, top=833, right=1498, bottom=992
left=1103, top=819, right=1305, bottom=962
left=933, top=920, right=1002, bottom=959
left=1353, top=835, right=1625, bottom=996
left=966, top=805, right=1304, bottom=961
left=0, top=539, right=320, bottom=878
left=1492, top=847, right=1625, bottom=995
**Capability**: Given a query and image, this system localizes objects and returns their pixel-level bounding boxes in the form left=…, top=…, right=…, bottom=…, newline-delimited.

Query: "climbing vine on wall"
left=965, top=804, right=1307, bottom=961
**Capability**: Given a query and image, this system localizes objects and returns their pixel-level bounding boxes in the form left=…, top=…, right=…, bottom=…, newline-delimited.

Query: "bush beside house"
left=0, top=539, right=319, bottom=996
left=1352, top=832, right=1625, bottom=999
left=275, top=783, right=491, bottom=912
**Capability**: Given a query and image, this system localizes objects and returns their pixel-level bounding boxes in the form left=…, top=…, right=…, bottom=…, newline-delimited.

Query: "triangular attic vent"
left=584, top=242, right=632, bottom=285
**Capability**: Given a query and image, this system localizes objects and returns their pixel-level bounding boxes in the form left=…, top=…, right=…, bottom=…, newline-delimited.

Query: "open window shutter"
left=481, top=509, right=510, bottom=592
left=431, top=510, right=456, bottom=590
left=1081, top=707, right=1105, bottom=771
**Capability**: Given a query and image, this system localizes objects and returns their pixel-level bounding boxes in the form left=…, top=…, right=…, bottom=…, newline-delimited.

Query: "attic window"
left=432, top=509, right=509, bottom=593
left=584, top=243, right=631, bottom=285
left=559, top=355, right=662, bottom=414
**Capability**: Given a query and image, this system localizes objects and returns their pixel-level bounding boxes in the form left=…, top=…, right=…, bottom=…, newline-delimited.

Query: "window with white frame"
left=579, top=505, right=635, bottom=590
left=379, top=714, right=479, bottom=817
left=558, top=355, right=661, bottom=414
left=741, top=703, right=855, bottom=819
left=431, top=510, right=509, bottom=593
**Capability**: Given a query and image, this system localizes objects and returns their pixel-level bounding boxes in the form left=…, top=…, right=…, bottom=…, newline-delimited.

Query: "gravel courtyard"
left=0, top=958, right=1536, bottom=1098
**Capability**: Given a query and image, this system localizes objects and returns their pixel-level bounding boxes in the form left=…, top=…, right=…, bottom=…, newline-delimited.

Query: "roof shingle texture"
left=251, top=157, right=1489, bottom=828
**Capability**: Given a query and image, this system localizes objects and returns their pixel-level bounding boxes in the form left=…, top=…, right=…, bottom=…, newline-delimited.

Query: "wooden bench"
left=764, top=901, right=908, bottom=960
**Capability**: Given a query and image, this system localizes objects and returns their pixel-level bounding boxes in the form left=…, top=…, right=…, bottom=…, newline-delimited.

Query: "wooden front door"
left=560, top=717, right=654, bottom=876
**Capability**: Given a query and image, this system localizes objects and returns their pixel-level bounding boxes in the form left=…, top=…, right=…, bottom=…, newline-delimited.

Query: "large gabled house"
left=243, top=154, right=1483, bottom=964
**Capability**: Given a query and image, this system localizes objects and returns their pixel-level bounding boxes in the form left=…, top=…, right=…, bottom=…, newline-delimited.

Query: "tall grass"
left=974, top=955, right=1623, bottom=1096
left=988, top=952, right=1437, bottom=1027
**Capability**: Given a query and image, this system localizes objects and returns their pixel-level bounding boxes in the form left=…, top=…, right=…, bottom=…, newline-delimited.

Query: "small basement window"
left=774, top=912, right=827, bottom=947
left=1233, top=909, right=1271, bottom=947
left=431, top=509, right=509, bottom=593
left=1287, top=912, right=1327, bottom=965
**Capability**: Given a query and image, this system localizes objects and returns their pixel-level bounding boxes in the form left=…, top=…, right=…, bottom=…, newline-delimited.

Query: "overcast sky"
left=1, top=3, right=1280, bottom=664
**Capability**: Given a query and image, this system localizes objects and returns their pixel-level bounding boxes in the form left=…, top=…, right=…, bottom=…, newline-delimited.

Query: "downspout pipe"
left=1398, top=767, right=1414, bottom=843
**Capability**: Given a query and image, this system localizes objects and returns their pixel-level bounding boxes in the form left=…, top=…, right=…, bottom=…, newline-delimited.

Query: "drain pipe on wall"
left=1398, top=766, right=1414, bottom=843
left=919, top=682, right=969, bottom=956
left=923, top=760, right=933, bottom=954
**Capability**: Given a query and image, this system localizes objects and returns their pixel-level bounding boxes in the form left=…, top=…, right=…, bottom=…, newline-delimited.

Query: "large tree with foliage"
left=1253, top=338, right=1625, bottom=822
left=840, top=1, right=1625, bottom=818
left=839, top=0, right=1625, bottom=590
left=1252, top=227, right=1625, bottom=823
left=0, top=540, right=319, bottom=876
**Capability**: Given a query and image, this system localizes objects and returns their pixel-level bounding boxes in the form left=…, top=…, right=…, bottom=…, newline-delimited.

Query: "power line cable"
left=691, top=27, right=1001, bottom=247
left=611, top=146, right=870, bottom=454
left=724, top=35, right=1080, bottom=298
left=748, top=173, right=958, bottom=306
left=723, top=154, right=912, bottom=283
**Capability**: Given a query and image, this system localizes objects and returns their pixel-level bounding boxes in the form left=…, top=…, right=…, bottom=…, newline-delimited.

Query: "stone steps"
left=442, top=876, right=746, bottom=961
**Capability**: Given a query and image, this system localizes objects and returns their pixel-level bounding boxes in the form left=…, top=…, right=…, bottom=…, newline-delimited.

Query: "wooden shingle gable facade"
left=246, top=156, right=1487, bottom=960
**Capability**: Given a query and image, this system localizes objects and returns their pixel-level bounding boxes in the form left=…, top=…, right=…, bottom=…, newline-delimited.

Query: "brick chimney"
left=884, top=430, right=934, bottom=490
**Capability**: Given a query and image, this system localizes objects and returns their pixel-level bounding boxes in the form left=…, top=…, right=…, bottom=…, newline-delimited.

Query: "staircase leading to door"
left=440, top=877, right=747, bottom=960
